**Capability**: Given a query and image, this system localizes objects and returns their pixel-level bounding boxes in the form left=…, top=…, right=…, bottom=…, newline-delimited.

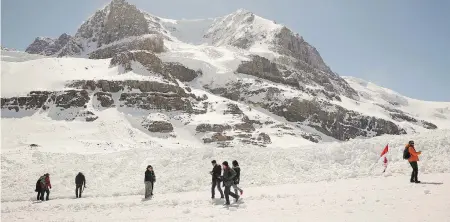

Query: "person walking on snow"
left=75, top=172, right=86, bottom=198
left=231, top=160, right=243, bottom=196
left=39, top=173, right=52, bottom=201
left=210, top=160, right=224, bottom=199
left=144, top=165, right=156, bottom=199
left=221, top=161, right=239, bottom=205
left=406, top=140, right=422, bottom=183
left=35, top=178, right=42, bottom=201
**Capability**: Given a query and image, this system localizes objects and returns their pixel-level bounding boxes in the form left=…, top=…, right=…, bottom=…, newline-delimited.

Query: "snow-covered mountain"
left=14, top=0, right=449, bottom=145
left=2, top=1, right=450, bottom=220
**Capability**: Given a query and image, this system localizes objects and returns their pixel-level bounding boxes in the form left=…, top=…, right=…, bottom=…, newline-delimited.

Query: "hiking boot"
left=415, top=181, right=421, bottom=183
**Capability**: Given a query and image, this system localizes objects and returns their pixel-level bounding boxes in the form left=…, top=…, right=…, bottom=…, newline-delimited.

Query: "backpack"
left=403, top=147, right=411, bottom=160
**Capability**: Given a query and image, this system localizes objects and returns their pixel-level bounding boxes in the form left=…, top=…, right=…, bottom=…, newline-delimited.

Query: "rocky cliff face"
left=90, top=0, right=150, bottom=47
left=209, top=80, right=406, bottom=141
left=26, top=0, right=167, bottom=58
left=25, top=34, right=72, bottom=55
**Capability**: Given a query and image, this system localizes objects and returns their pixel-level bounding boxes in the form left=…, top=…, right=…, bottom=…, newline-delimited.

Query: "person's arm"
left=84, top=176, right=86, bottom=187
left=230, top=169, right=237, bottom=180
left=46, top=177, right=52, bottom=189
left=153, top=172, right=156, bottom=182
left=409, top=147, right=421, bottom=156
left=235, top=168, right=240, bottom=182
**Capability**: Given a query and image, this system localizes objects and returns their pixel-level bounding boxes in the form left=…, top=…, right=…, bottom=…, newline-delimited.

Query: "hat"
left=232, top=160, right=239, bottom=166
left=408, top=140, right=414, bottom=145
left=222, top=161, right=229, bottom=166
left=147, top=165, right=152, bottom=169
left=211, top=160, right=216, bottom=164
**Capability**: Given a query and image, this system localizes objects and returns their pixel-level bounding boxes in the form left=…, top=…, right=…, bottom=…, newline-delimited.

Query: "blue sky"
left=2, top=0, right=449, bottom=101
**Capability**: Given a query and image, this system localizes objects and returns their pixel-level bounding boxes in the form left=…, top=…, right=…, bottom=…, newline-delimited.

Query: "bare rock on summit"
left=26, top=33, right=72, bottom=56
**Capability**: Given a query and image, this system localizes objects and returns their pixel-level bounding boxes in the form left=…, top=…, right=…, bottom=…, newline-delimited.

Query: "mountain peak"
left=232, top=8, right=252, bottom=15
left=109, top=0, right=128, bottom=6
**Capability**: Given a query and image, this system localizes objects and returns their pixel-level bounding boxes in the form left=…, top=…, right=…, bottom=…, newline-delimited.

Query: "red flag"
left=380, top=144, right=389, bottom=157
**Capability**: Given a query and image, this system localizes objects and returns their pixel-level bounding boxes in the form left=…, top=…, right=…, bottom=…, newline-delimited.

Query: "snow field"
left=2, top=106, right=450, bottom=202
left=2, top=174, right=449, bottom=222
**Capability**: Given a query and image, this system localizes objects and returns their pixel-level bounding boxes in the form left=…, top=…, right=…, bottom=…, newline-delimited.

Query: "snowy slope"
left=2, top=174, right=449, bottom=222
left=0, top=52, right=170, bottom=98
left=2, top=105, right=450, bottom=202
left=343, top=76, right=450, bottom=130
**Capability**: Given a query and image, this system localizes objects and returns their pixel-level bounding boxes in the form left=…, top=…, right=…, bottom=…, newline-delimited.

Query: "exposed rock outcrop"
left=76, top=110, right=99, bottom=122
left=142, top=120, right=174, bottom=133
left=68, top=80, right=187, bottom=96
left=119, top=93, right=193, bottom=112
left=270, top=99, right=406, bottom=140
left=233, top=123, right=255, bottom=132
left=110, top=50, right=164, bottom=73
left=237, top=55, right=298, bottom=88
left=89, top=36, right=164, bottom=59
left=1, top=91, right=51, bottom=112
left=236, top=55, right=356, bottom=99
left=224, top=103, right=243, bottom=115
left=196, top=124, right=232, bottom=133
left=257, top=132, right=271, bottom=144
left=163, top=62, right=200, bottom=82
left=109, top=51, right=199, bottom=83
left=274, top=27, right=331, bottom=74
left=51, top=90, right=90, bottom=109
left=209, top=81, right=406, bottom=141
left=94, top=92, right=114, bottom=108
left=25, top=34, right=72, bottom=56
left=203, top=133, right=234, bottom=143
left=378, top=104, right=438, bottom=130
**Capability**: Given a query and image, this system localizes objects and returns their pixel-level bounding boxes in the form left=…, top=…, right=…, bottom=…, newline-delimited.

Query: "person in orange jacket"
left=407, top=140, right=422, bottom=183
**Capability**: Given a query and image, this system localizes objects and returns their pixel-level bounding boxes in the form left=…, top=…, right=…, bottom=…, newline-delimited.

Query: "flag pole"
left=370, top=144, right=389, bottom=174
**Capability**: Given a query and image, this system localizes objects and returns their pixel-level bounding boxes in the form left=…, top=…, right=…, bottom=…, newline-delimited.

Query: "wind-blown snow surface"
left=1, top=174, right=449, bottom=222
left=2, top=107, right=450, bottom=200
left=2, top=107, right=450, bottom=221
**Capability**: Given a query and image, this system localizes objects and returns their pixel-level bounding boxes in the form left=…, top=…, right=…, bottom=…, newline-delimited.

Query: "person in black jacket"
left=210, top=160, right=224, bottom=199
left=221, top=161, right=239, bottom=205
left=35, top=179, right=41, bottom=200
left=144, top=165, right=156, bottom=199
left=231, top=160, right=243, bottom=195
left=75, top=172, right=86, bottom=198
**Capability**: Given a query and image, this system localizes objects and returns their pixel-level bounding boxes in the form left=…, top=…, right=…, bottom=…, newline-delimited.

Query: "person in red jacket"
left=39, top=173, right=52, bottom=201
left=407, top=141, right=422, bottom=183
